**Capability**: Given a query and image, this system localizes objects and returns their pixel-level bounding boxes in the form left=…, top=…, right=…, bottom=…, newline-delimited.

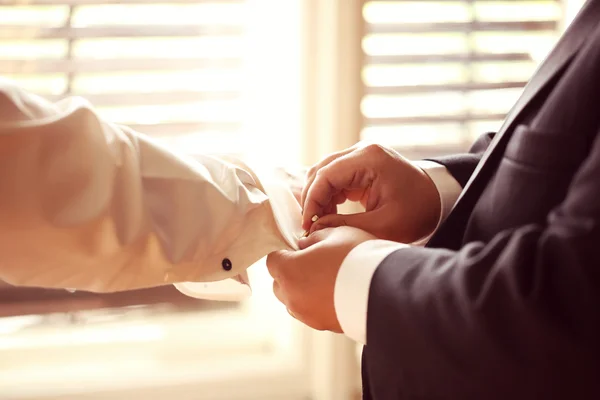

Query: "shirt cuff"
left=174, top=271, right=252, bottom=302
left=174, top=164, right=302, bottom=302
left=334, top=239, right=409, bottom=345
left=411, top=160, right=462, bottom=246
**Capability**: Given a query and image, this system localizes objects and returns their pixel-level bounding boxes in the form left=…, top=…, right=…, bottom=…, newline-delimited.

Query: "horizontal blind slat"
left=44, top=91, right=240, bottom=107
left=365, top=0, right=559, bottom=3
left=365, top=113, right=508, bottom=126
left=365, top=81, right=527, bottom=95
left=0, top=58, right=242, bottom=73
left=0, top=0, right=242, bottom=5
left=367, top=20, right=558, bottom=34
left=366, top=52, right=533, bottom=64
left=127, top=121, right=241, bottom=136
left=0, top=25, right=243, bottom=39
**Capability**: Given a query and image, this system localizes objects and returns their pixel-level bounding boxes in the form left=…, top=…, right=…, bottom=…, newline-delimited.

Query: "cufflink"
left=222, top=258, right=232, bottom=271
left=301, top=215, right=319, bottom=237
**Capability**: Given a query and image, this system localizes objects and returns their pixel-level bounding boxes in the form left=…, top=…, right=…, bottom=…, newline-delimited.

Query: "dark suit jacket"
left=362, top=1, right=600, bottom=399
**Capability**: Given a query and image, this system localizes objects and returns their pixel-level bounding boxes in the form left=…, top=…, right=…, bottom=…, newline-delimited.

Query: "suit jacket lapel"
left=451, top=0, right=599, bottom=208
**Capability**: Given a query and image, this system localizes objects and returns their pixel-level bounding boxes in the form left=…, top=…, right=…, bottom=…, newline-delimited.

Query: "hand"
left=300, top=143, right=441, bottom=243
left=266, top=226, right=376, bottom=332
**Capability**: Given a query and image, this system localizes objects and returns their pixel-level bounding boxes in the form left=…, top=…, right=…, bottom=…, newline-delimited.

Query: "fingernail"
left=311, top=215, right=319, bottom=222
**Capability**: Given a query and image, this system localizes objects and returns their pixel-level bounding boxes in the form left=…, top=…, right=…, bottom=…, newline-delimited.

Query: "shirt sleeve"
left=334, top=160, right=462, bottom=343
left=0, top=78, right=299, bottom=294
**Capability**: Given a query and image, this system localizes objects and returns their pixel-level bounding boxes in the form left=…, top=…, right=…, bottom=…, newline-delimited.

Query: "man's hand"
left=266, top=227, right=376, bottom=332
left=301, top=143, right=441, bottom=243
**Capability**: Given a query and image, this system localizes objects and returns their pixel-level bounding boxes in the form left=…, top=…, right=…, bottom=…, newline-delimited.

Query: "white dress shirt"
left=333, top=161, right=463, bottom=345
left=0, top=78, right=303, bottom=297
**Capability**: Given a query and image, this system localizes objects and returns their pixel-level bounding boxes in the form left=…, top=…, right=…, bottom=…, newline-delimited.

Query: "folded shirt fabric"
left=174, top=164, right=303, bottom=301
left=0, top=77, right=303, bottom=299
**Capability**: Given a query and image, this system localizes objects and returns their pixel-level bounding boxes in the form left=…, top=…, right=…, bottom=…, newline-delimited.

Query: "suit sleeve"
left=364, top=128, right=600, bottom=399
left=425, top=131, right=495, bottom=187
left=0, top=79, right=290, bottom=293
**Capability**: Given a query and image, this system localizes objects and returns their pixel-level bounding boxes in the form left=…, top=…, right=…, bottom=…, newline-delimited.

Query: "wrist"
left=414, top=166, right=442, bottom=238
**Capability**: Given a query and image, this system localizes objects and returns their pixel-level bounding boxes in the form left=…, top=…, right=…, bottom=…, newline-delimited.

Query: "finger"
left=301, top=152, right=345, bottom=209
left=333, top=192, right=348, bottom=205
left=301, top=148, right=355, bottom=212
left=297, top=227, right=333, bottom=250
left=323, top=203, right=337, bottom=216
left=309, top=211, right=381, bottom=236
left=302, top=155, right=374, bottom=229
left=266, top=250, right=295, bottom=279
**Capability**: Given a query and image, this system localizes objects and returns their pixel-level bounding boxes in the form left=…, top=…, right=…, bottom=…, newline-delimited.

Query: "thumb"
left=266, top=249, right=297, bottom=279
left=309, top=212, right=380, bottom=235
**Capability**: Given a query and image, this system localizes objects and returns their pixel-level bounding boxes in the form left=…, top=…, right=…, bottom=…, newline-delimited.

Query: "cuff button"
left=222, top=258, right=232, bottom=271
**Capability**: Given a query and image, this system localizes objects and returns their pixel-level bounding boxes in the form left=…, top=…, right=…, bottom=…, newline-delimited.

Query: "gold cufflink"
left=301, top=215, right=319, bottom=237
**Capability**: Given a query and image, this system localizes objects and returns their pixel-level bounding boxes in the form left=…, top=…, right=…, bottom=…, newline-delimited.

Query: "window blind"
left=0, top=0, right=245, bottom=153
left=360, top=0, right=563, bottom=158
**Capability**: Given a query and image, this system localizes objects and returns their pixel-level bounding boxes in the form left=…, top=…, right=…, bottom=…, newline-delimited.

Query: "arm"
left=0, top=79, right=295, bottom=293
left=338, top=129, right=600, bottom=397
